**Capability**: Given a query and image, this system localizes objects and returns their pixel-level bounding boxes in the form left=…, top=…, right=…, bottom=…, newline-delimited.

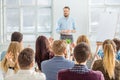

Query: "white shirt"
left=5, top=70, right=46, bottom=80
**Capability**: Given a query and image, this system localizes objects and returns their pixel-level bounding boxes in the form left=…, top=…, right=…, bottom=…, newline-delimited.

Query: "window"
left=0, top=0, right=52, bottom=43
left=89, top=0, right=120, bottom=42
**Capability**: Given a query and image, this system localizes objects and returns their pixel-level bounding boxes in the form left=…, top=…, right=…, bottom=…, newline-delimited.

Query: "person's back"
left=42, top=56, right=74, bottom=80
left=92, top=60, right=120, bottom=80
left=35, top=35, right=54, bottom=71
left=5, top=70, right=45, bottom=80
left=58, top=69, right=103, bottom=80
left=58, top=42, right=104, bottom=80
left=41, top=40, right=74, bottom=80
left=92, top=39, right=120, bottom=80
left=5, top=48, right=46, bottom=80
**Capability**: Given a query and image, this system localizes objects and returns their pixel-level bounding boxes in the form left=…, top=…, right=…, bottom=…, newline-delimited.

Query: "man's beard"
left=64, top=14, right=69, bottom=17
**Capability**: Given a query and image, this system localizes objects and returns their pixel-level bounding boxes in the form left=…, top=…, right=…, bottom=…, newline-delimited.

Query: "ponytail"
left=103, top=43, right=115, bottom=79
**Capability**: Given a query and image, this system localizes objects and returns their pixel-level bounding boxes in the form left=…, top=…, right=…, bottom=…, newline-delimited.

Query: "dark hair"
left=18, top=48, right=34, bottom=68
left=64, top=6, right=70, bottom=10
left=74, top=42, right=91, bottom=63
left=113, top=38, right=120, bottom=52
left=35, top=36, right=53, bottom=70
left=11, top=32, right=23, bottom=42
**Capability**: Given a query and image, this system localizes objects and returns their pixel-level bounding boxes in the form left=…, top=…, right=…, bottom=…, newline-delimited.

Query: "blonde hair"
left=76, top=35, right=90, bottom=46
left=52, top=40, right=67, bottom=55
left=1, top=41, right=22, bottom=73
left=103, top=39, right=116, bottom=79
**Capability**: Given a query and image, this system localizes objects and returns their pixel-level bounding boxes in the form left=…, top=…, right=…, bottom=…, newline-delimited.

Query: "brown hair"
left=74, top=42, right=91, bottom=63
left=11, top=32, right=23, bottom=42
left=52, top=40, right=67, bottom=55
left=35, top=36, right=53, bottom=70
left=113, top=38, right=120, bottom=52
left=76, top=35, right=90, bottom=46
left=63, top=6, right=70, bottom=10
left=102, top=39, right=116, bottom=79
left=18, top=48, right=34, bottom=69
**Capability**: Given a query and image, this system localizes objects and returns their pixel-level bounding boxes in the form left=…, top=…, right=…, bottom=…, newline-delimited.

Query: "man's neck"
left=55, top=54, right=64, bottom=57
left=75, top=61, right=86, bottom=65
left=20, top=67, right=32, bottom=70
left=64, top=15, right=69, bottom=18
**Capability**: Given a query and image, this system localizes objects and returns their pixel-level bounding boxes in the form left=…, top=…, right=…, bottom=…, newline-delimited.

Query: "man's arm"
left=71, top=18, right=76, bottom=33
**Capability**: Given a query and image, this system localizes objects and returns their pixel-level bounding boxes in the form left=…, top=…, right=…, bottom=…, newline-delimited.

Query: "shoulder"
left=64, top=59, right=74, bottom=64
left=94, top=59, right=102, bottom=64
left=115, top=60, right=120, bottom=69
left=32, top=72, right=46, bottom=80
left=58, top=17, right=64, bottom=21
left=90, top=70, right=103, bottom=75
left=69, top=16, right=74, bottom=20
left=92, top=59, right=103, bottom=70
left=58, top=69, right=69, bottom=76
left=5, top=74, right=16, bottom=80
left=89, top=70, right=104, bottom=78
left=41, top=59, right=51, bottom=65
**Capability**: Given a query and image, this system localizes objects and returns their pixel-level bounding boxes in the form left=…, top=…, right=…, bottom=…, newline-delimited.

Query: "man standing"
left=56, top=6, right=76, bottom=42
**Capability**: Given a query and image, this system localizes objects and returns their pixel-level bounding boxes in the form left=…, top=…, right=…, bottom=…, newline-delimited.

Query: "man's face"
left=64, top=8, right=70, bottom=17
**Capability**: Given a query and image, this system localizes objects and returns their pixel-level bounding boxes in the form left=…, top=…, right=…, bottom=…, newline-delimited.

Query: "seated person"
left=0, top=32, right=23, bottom=61
left=92, top=39, right=120, bottom=80
left=41, top=40, right=74, bottom=80
left=96, top=38, right=120, bottom=61
left=5, top=48, right=46, bottom=80
left=58, top=42, right=104, bottom=80
left=113, top=38, right=120, bottom=61
left=1, top=42, right=23, bottom=77
left=76, top=35, right=93, bottom=69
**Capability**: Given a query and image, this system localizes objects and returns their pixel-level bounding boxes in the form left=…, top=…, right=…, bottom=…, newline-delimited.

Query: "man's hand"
left=71, top=30, right=76, bottom=33
left=61, top=30, right=76, bottom=34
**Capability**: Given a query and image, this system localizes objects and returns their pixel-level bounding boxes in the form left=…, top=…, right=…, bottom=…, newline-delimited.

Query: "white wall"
left=0, top=0, right=89, bottom=52
left=52, top=0, right=89, bottom=42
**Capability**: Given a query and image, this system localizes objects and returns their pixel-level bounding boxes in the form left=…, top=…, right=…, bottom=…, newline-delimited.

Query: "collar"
left=70, top=64, right=89, bottom=74
left=18, top=69, right=34, bottom=74
left=52, top=56, right=65, bottom=60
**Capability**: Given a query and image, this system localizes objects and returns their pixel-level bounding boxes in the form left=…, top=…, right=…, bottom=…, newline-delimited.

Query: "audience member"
left=5, top=48, right=46, bottom=80
left=0, top=32, right=23, bottom=61
left=113, top=38, right=120, bottom=61
left=76, top=35, right=93, bottom=68
left=1, top=42, right=23, bottom=77
left=41, top=40, right=74, bottom=80
left=58, top=42, right=104, bottom=80
left=35, top=35, right=54, bottom=71
left=92, top=39, right=120, bottom=80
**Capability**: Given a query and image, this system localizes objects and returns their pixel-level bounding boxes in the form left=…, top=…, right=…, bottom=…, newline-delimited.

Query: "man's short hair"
left=63, top=6, right=70, bottom=10
left=18, top=48, right=34, bottom=68
left=74, top=42, right=91, bottom=63
left=52, top=40, right=67, bottom=55
left=11, top=32, right=23, bottom=42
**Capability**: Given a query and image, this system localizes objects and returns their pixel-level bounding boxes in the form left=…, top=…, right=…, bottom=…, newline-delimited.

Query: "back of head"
left=7, top=41, right=22, bottom=55
left=102, top=39, right=116, bottom=79
left=76, top=35, right=90, bottom=46
left=74, top=42, right=91, bottom=63
left=11, top=32, right=23, bottom=42
left=35, top=35, right=50, bottom=70
left=52, top=40, right=67, bottom=55
left=1, top=41, right=22, bottom=73
left=18, top=48, right=34, bottom=69
left=113, top=38, right=120, bottom=52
